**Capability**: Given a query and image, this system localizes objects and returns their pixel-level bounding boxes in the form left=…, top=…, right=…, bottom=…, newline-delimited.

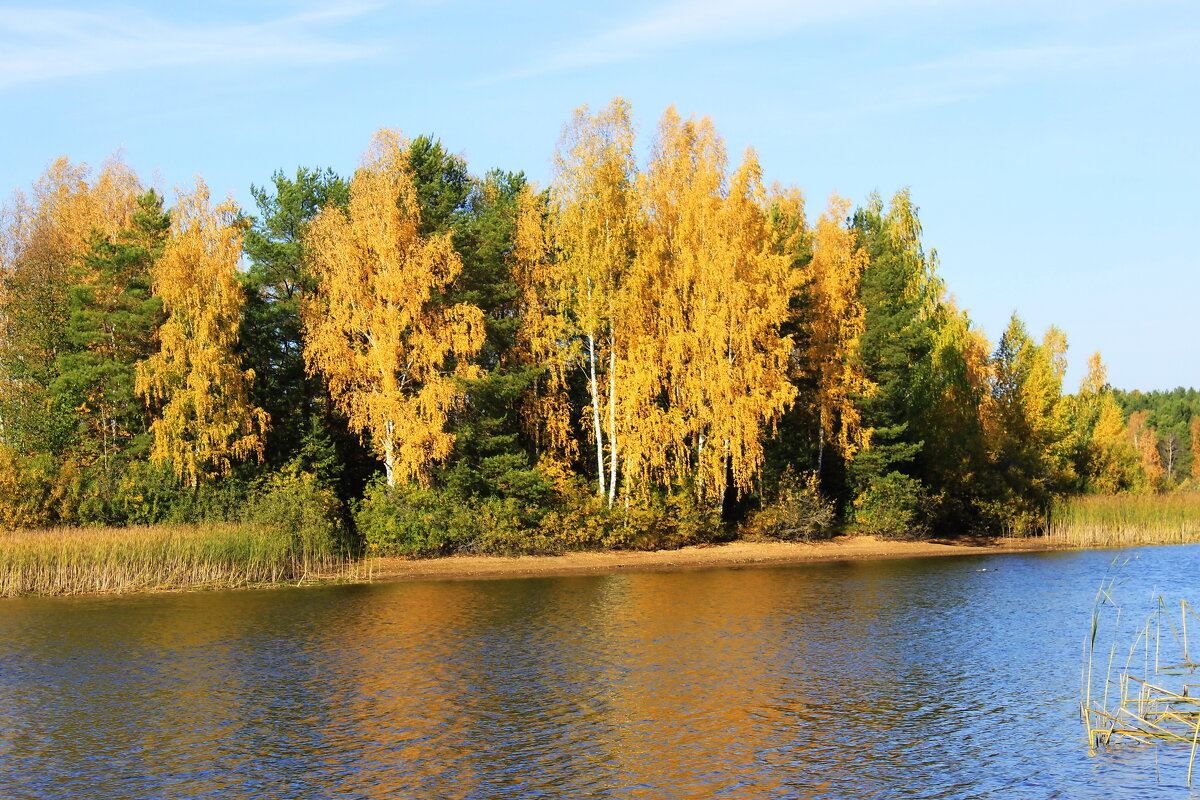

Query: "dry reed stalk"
left=0, top=523, right=353, bottom=596
left=1050, top=493, right=1200, bottom=548
left=1084, top=584, right=1200, bottom=785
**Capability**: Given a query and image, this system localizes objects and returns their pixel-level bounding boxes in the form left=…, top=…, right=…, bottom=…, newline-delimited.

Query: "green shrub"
left=851, top=471, right=930, bottom=539
left=243, top=469, right=344, bottom=566
left=754, top=469, right=836, bottom=542
left=532, top=478, right=611, bottom=552
left=354, top=480, right=476, bottom=557
left=974, top=499, right=1047, bottom=537
left=48, top=458, right=115, bottom=526
left=169, top=480, right=254, bottom=525
left=114, top=460, right=188, bottom=525
left=464, top=498, right=541, bottom=555
left=0, top=448, right=55, bottom=530
left=533, top=478, right=719, bottom=552
left=355, top=472, right=721, bottom=558
left=603, top=490, right=718, bottom=550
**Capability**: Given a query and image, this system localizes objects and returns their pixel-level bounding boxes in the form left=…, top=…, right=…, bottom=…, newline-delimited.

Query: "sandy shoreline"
left=363, top=535, right=1066, bottom=584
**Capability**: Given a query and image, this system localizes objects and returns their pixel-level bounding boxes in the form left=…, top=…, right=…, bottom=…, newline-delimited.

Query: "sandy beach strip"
left=362, top=535, right=1066, bottom=583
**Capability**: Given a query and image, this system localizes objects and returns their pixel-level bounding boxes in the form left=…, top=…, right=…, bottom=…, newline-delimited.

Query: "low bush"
left=753, top=469, right=836, bottom=542
left=355, top=480, right=484, bottom=557
left=0, top=448, right=56, bottom=530
left=243, top=468, right=346, bottom=569
left=850, top=471, right=930, bottom=539
left=356, top=471, right=721, bottom=558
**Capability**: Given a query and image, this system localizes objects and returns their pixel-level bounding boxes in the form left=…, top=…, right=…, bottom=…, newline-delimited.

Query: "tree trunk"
left=607, top=345, right=618, bottom=506
left=817, top=407, right=825, bottom=477
left=588, top=331, right=607, bottom=498
left=383, top=419, right=397, bottom=487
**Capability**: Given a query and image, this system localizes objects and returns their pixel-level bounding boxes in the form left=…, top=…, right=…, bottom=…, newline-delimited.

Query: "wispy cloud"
left=483, top=0, right=950, bottom=83
left=898, top=33, right=1200, bottom=102
left=484, top=0, right=1198, bottom=85
left=794, top=31, right=1200, bottom=123
left=0, top=3, right=384, bottom=89
left=905, top=34, right=1197, bottom=80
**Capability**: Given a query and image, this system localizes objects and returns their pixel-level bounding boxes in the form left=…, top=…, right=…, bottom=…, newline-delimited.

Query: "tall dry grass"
left=1083, top=572, right=1200, bottom=785
left=1047, top=493, right=1200, bottom=548
left=0, top=522, right=352, bottom=596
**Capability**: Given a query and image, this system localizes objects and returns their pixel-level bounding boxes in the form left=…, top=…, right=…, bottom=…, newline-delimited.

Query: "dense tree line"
left=0, top=100, right=1188, bottom=549
left=1111, top=388, right=1200, bottom=488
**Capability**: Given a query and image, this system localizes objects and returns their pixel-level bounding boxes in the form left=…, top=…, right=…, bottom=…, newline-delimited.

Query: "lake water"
left=1, top=545, right=1198, bottom=799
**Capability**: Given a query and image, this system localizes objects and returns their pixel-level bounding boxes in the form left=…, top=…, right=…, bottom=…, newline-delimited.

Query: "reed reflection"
left=0, top=546, right=1196, bottom=799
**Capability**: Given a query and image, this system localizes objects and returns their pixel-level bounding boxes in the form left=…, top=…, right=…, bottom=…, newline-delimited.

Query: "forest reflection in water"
left=1, top=545, right=1198, bottom=799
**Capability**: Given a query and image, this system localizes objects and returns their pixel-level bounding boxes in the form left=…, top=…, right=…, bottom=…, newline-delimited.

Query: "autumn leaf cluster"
left=0, top=98, right=1190, bottom=541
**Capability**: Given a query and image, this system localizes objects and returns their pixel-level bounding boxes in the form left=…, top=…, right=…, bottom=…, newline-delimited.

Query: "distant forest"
left=1, top=98, right=1193, bottom=552
left=1112, top=389, right=1200, bottom=484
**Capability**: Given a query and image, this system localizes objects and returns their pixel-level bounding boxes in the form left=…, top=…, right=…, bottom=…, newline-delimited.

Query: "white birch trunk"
left=383, top=418, right=397, bottom=487
left=720, top=438, right=730, bottom=517
left=607, top=344, right=617, bottom=506
left=588, top=331, right=607, bottom=498
left=817, top=407, right=825, bottom=477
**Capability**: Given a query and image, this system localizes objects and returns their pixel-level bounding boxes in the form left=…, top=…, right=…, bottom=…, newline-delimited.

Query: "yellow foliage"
left=303, top=129, right=485, bottom=487
left=1, top=155, right=142, bottom=393
left=926, top=295, right=992, bottom=395
left=1192, top=418, right=1200, bottom=480
left=520, top=99, right=639, bottom=502
left=808, top=193, right=873, bottom=464
left=0, top=447, right=53, bottom=530
left=1042, top=326, right=1068, bottom=383
left=515, top=101, right=798, bottom=505
left=3, top=155, right=140, bottom=270
left=135, top=179, right=268, bottom=488
left=1080, top=351, right=1108, bottom=395
left=1090, top=393, right=1138, bottom=492
left=512, top=186, right=577, bottom=471
left=1127, top=410, right=1164, bottom=489
left=1074, top=352, right=1140, bottom=494
left=982, top=318, right=1070, bottom=495
left=632, top=109, right=797, bottom=501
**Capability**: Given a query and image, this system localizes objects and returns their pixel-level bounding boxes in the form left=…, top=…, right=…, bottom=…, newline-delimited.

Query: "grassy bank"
left=0, top=522, right=351, bottom=596
left=6, top=491, right=1200, bottom=597
left=1047, top=493, right=1200, bottom=547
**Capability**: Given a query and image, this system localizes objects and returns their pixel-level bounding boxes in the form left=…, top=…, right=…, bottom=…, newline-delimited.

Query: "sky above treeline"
left=1, top=0, right=1196, bottom=392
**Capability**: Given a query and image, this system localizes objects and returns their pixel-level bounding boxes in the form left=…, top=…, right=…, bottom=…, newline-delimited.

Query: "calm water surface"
left=1, top=545, right=1198, bottom=799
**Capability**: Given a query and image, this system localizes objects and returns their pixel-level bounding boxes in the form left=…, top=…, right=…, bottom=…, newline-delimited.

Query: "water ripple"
left=0, top=546, right=1198, bottom=798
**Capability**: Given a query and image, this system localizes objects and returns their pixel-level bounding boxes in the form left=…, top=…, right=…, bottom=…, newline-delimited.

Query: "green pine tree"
left=848, top=190, right=941, bottom=535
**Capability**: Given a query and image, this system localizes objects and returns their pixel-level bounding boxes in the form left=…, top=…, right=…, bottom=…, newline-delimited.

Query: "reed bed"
left=1048, top=493, right=1200, bottom=547
left=1083, top=569, right=1200, bottom=785
left=0, top=523, right=355, bottom=596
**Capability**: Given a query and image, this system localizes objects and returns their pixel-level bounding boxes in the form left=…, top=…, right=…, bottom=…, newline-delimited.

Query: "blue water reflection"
left=0, top=545, right=1197, bottom=798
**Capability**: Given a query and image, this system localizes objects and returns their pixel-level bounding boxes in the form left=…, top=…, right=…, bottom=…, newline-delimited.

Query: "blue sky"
left=2, top=0, right=1196, bottom=391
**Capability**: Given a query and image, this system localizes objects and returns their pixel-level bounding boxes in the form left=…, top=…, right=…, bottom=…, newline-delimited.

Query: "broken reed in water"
left=1083, top=574, right=1200, bottom=785
left=0, top=523, right=352, bottom=596
left=1048, top=493, right=1200, bottom=547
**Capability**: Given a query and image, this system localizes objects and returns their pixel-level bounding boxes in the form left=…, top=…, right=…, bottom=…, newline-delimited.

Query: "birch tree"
left=511, top=185, right=577, bottom=472
left=303, top=129, right=485, bottom=487
left=520, top=99, right=637, bottom=503
left=135, top=180, right=268, bottom=488
left=1126, top=410, right=1164, bottom=489
left=518, top=103, right=797, bottom=506
left=634, top=108, right=795, bottom=502
left=807, top=194, right=873, bottom=474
